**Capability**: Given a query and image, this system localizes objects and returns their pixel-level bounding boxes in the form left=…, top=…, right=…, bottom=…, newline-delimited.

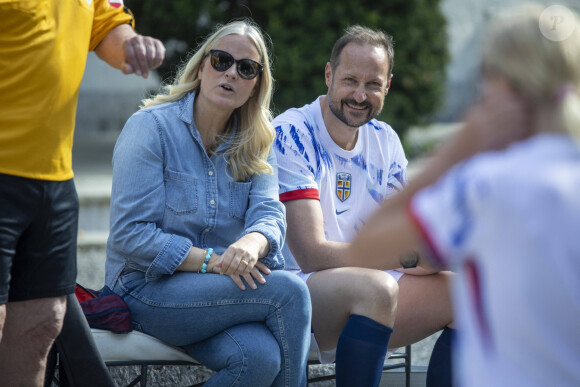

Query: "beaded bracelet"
left=201, top=248, right=213, bottom=273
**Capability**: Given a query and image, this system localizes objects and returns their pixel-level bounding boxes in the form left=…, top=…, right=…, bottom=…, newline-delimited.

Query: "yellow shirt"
left=0, top=0, right=134, bottom=180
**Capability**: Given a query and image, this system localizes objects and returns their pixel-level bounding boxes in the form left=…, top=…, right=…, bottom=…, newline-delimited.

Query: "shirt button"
left=210, top=199, right=215, bottom=205
left=205, top=228, right=210, bottom=233
left=208, top=170, right=214, bottom=176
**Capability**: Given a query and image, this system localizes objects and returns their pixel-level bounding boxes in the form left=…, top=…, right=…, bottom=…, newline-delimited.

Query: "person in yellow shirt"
left=0, top=1, right=165, bottom=385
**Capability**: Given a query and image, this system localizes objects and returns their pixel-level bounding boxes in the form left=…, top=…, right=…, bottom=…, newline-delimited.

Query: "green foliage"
left=125, top=0, right=448, bottom=136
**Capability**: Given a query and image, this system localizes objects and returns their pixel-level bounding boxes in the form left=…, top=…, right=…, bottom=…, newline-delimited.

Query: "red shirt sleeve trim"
left=406, top=202, right=447, bottom=269
left=280, top=188, right=320, bottom=202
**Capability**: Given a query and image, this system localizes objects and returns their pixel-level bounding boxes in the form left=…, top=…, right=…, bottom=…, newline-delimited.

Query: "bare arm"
left=177, top=246, right=220, bottom=273
left=94, top=24, right=165, bottom=78
left=348, top=200, right=437, bottom=271
left=348, top=80, right=529, bottom=270
left=284, top=192, right=434, bottom=273
left=284, top=199, right=350, bottom=273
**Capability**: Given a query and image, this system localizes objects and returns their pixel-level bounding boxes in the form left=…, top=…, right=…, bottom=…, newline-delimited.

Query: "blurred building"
left=438, top=0, right=579, bottom=121
left=74, top=0, right=579, bottom=137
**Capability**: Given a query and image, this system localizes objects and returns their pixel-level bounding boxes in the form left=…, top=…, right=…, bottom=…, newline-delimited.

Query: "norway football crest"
left=336, top=172, right=351, bottom=202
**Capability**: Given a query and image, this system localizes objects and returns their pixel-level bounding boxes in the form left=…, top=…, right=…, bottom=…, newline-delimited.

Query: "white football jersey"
left=410, top=134, right=580, bottom=387
left=274, top=96, right=408, bottom=270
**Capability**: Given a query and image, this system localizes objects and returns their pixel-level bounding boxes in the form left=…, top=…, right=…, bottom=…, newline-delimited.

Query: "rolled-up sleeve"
left=242, top=150, right=286, bottom=269
left=90, top=0, right=135, bottom=51
left=108, top=110, right=192, bottom=281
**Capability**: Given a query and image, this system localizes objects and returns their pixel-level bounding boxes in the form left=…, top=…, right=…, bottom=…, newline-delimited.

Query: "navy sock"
left=426, top=327, right=455, bottom=387
left=335, top=314, right=393, bottom=387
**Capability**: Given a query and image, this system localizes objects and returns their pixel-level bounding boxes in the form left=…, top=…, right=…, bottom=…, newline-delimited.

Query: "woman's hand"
left=215, top=232, right=269, bottom=276
left=227, top=261, right=272, bottom=290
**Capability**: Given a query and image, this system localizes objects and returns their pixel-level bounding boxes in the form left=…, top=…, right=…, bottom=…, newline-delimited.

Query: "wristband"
left=201, top=248, right=213, bottom=273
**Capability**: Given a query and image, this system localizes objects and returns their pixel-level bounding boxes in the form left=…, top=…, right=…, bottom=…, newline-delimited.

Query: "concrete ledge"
left=78, top=230, right=109, bottom=248
left=381, top=366, right=427, bottom=387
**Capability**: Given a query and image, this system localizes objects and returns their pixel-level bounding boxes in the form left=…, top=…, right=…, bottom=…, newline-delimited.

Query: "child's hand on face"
left=465, top=78, right=530, bottom=152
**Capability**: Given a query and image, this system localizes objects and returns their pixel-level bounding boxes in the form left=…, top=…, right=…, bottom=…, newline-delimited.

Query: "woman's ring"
left=241, top=260, right=249, bottom=266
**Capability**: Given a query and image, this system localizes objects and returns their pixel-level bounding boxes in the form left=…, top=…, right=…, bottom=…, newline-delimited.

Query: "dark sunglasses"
left=208, top=49, right=263, bottom=80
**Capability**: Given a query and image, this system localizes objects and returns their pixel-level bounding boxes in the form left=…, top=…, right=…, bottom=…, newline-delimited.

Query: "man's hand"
left=95, top=24, right=166, bottom=79
left=122, top=35, right=165, bottom=78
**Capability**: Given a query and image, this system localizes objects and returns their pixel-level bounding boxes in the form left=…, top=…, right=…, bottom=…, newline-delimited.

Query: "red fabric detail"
left=107, top=0, right=123, bottom=9
left=75, top=283, right=98, bottom=302
left=465, top=259, right=493, bottom=353
left=75, top=283, right=133, bottom=333
left=406, top=202, right=447, bottom=269
left=280, top=188, right=319, bottom=202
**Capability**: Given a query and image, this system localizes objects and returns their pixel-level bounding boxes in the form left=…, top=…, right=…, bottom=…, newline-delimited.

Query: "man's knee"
left=379, top=274, right=399, bottom=314
left=353, top=271, right=399, bottom=324
left=32, top=297, right=67, bottom=342
left=362, top=271, right=399, bottom=306
left=7, top=296, right=67, bottom=348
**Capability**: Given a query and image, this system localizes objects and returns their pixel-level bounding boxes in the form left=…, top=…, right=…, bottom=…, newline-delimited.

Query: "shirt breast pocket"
left=164, top=169, right=198, bottom=215
left=229, top=182, right=251, bottom=220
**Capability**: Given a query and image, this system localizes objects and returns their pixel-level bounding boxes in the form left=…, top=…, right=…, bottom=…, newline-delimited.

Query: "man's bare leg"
left=388, top=271, right=454, bottom=348
left=307, top=267, right=398, bottom=386
left=0, top=296, right=66, bottom=386
left=389, top=271, right=455, bottom=386
left=307, top=267, right=398, bottom=351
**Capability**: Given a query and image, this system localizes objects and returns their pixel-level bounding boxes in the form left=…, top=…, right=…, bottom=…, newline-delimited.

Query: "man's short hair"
left=329, top=25, right=395, bottom=77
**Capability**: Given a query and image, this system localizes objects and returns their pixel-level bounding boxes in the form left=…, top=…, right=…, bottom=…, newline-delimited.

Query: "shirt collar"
left=179, top=90, right=240, bottom=152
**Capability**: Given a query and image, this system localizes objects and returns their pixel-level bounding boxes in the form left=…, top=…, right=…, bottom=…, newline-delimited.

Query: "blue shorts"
left=0, top=173, right=78, bottom=304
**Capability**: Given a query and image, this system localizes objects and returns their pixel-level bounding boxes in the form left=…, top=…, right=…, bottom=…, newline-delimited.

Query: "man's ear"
left=385, top=74, right=393, bottom=96
left=325, top=62, right=333, bottom=89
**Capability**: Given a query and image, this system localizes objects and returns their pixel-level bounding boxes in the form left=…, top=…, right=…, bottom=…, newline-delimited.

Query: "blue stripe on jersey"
left=274, top=127, right=286, bottom=155
left=369, top=120, right=383, bottom=131
left=368, top=189, right=384, bottom=203
left=351, top=154, right=367, bottom=171
left=450, top=171, right=473, bottom=247
left=289, top=124, right=307, bottom=159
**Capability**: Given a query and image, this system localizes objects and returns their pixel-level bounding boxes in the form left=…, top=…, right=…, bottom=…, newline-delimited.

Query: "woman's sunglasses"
left=208, top=49, right=263, bottom=80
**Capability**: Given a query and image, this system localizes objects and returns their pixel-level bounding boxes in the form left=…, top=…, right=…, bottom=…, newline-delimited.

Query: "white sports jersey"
left=410, top=134, right=580, bottom=387
left=273, top=96, right=408, bottom=270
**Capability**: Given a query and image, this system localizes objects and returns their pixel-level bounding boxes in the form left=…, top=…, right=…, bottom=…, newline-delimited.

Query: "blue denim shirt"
left=105, top=91, right=286, bottom=285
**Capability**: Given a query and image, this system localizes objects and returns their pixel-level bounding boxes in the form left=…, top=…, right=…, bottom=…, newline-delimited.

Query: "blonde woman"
left=345, top=4, right=580, bottom=386
left=105, top=20, right=311, bottom=386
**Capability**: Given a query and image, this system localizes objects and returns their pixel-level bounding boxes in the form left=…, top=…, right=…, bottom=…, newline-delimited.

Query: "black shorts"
left=0, top=173, right=78, bottom=304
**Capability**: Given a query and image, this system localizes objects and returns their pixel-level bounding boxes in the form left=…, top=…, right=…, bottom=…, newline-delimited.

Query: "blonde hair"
left=141, top=20, right=275, bottom=181
left=482, top=4, right=580, bottom=141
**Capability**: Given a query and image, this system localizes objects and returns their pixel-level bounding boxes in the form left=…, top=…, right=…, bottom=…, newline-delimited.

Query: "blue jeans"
left=113, top=269, right=311, bottom=387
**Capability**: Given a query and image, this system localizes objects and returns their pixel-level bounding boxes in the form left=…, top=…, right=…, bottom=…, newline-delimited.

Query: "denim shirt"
left=105, top=91, right=286, bottom=286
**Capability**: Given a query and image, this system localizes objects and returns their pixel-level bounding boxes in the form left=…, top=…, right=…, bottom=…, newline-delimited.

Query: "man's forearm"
left=94, top=24, right=165, bottom=78
left=94, top=24, right=137, bottom=70
left=290, top=239, right=352, bottom=273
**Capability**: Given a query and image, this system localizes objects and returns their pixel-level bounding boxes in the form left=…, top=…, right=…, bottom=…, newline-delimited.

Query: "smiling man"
left=273, top=25, right=455, bottom=386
